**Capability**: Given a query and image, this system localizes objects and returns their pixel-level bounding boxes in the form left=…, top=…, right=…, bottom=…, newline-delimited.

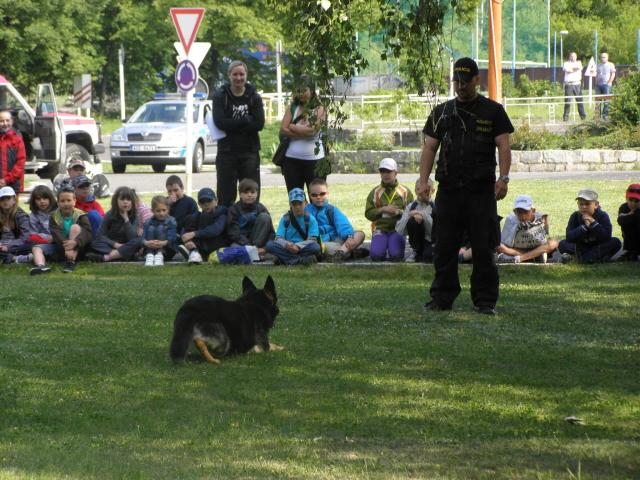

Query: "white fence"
left=261, top=91, right=616, bottom=129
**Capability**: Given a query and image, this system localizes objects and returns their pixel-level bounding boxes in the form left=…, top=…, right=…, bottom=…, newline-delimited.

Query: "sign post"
left=170, top=7, right=205, bottom=196
left=73, top=74, right=92, bottom=116
left=584, top=56, right=598, bottom=107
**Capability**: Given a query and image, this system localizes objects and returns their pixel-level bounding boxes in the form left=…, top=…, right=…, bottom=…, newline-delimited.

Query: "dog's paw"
left=270, top=343, right=284, bottom=351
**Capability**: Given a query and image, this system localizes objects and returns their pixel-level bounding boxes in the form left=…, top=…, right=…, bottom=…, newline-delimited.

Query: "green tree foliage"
left=0, top=0, right=283, bottom=113
left=610, top=69, right=640, bottom=127
left=553, top=0, right=640, bottom=66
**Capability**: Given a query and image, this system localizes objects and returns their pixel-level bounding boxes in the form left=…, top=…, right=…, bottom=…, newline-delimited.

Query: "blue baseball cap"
left=197, top=187, right=216, bottom=201
left=72, top=175, right=91, bottom=187
left=288, top=188, right=306, bottom=203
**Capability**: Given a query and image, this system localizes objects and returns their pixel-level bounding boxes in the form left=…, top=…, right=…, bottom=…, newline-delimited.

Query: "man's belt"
left=565, top=81, right=581, bottom=85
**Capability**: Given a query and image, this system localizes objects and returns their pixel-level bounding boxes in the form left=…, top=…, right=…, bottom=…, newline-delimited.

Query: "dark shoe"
left=560, top=253, right=573, bottom=264
left=479, top=306, right=497, bottom=315
left=298, top=255, right=317, bottom=266
left=580, top=116, right=587, bottom=121
left=563, top=117, right=568, bottom=121
left=30, top=265, right=51, bottom=276
left=85, top=252, right=103, bottom=263
left=327, top=251, right=346, bottom=264
left=62, top=260, right=76, bottom=273
left=177, top=245, right=190, bottom=261
left=421, top=301, right=452, bottom=312
left=352, top=247, right=370, bottom=259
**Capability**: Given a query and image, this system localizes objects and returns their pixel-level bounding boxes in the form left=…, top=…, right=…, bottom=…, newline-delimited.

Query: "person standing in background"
left=563, top=52, right=586, bottom=122
left=595, top=52, right=616, bottom=120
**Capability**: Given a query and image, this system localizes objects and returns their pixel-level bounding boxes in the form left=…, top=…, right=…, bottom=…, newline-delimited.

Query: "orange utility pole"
left=488, top=0, right=502, bottom=101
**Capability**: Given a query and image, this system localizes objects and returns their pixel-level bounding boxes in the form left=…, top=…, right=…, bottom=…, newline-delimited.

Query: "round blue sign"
left=175, top=59, right=198, bottom=92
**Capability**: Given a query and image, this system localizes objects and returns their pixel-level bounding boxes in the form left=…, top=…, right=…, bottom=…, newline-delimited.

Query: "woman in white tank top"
left=279, top=75, right=327, bottom=196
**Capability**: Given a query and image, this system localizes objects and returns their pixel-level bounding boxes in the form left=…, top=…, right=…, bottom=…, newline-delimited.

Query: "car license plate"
left=130, top=145, right=157, bottom=151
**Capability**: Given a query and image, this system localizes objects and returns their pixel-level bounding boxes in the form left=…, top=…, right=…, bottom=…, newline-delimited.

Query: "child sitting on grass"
left=558, top=188, right=622, bottom=264
left=178, top=188, right=228, bottom=264
left=496, top=195, right=559, bottom=263
left=86, top=186, right=142, bottom=263
left=73, top=174, right=104, bottom=238
left=226, top=178, right=274, bottom=260
left=306, top=178, right=365, bottom=263
left=265, top=188, right=320, bottom=266
left=36, top=186, right=93, bottom=274
left=0, top=186, right=35, bottom=266
left=617, top=184, right=640, bottom=261
left=365, top=158, right=414, bottom=261
left=28, top=185, right=58, bottom=274
left=396, top=178, right=436, bottom=263
left=142, top=196, right=177, bottom=267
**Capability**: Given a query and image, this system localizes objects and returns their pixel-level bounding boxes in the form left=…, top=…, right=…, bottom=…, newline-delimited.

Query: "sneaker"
left=479, top=306, right=497, bottom=315
left=177, top=244, right=191, bottom=261
left=534, top=253, right=548, bottom=264
left=327, top=251, right=346, bottom=264
left=188, top=250, right=203, bottom=264
left=497, top=253, right=519, bottom=263
left=560, top=253, right=573, bottom=264
left=298, top=255, right=317, bottom=266
left=563, top=117, right=568, bottom=121
left=15, top=253, right=33, bottom=264
left=405, top=251, right=418, bottom=263
left=154, top=253, right=165, bottom=266
left=145, top=254, right=155, bottom=267
left=421, top=301, right=452, bottom=312
left=62, top=260, right=76, bottom=273
left=85, top=252, right=103, bottom=263
left=29, top=265, right=51, bottom=275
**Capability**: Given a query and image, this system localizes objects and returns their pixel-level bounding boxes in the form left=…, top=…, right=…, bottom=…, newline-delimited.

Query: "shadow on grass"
left=1, top=264, right=638, bottom=479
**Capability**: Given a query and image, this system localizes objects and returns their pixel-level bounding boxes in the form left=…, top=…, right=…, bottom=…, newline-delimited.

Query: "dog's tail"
left=169, top=316, right=194, bottom=364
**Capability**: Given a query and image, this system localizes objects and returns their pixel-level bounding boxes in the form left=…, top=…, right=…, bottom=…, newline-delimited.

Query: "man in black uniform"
left=419, top=58, right=514, bottom=315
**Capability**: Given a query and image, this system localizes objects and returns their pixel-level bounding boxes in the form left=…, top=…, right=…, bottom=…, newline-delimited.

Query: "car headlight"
left=111, top=133, right=125, bottom=142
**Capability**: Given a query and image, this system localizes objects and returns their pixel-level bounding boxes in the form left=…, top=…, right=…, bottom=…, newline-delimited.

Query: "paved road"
left=26, top=168, right=639, bottom=195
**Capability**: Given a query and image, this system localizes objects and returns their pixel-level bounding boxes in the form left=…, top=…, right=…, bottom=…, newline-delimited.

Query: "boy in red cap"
left=617, top=184, right=640, bottom=261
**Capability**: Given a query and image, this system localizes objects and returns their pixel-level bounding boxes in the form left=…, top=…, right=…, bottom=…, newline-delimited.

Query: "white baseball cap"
left=513, top=195, right=534, bottom=210
left=0, top=186, right=16, bottom=198
left=378, top=157, right=397, bottom=171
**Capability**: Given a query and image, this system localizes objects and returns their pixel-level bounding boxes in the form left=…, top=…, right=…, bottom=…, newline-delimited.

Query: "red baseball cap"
left=626, top=184, right=640, bottom=200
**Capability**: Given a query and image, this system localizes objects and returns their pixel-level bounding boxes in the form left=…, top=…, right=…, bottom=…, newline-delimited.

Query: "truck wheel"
left=192, top=142, right=204, bottom=173
left=112, top=162, right=126, bottom=174
left=152, top=164, right=167, bottom=173
left=66, top=144, right=91, bottom=165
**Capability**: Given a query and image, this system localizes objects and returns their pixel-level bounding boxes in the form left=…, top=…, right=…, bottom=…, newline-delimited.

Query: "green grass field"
left=1, top=178, right=639, bottom=479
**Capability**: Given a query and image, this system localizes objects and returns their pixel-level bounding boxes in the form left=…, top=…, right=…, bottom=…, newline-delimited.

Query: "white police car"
left=109, top=93, right=216, bottom=173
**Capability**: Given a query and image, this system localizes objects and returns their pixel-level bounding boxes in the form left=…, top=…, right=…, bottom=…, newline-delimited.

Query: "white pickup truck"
left=0, top=74, right=105, bottom=180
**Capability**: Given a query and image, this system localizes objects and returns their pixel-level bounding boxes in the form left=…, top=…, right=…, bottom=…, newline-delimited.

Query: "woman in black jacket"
left=212, top=61, right=265, bottom=207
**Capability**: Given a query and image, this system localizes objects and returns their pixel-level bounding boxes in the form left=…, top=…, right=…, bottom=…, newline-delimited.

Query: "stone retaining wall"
left=329, top=149, right=640, bottom=173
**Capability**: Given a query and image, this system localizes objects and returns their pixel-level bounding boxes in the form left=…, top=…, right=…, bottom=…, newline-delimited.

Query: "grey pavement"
left=25, top=167, right=639, bottom=195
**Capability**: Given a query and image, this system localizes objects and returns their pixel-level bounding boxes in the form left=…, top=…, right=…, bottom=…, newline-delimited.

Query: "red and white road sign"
left=73, top=74, right=92, bottom=109
left=170, top=8, right=205, bottom=57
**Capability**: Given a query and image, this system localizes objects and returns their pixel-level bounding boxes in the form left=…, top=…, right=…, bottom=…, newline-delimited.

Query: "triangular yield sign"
left=170, top=8, right=205, bottom=57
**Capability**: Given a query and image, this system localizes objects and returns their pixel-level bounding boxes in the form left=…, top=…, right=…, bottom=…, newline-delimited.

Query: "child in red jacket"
left=73, top=174, right=104, bottom=238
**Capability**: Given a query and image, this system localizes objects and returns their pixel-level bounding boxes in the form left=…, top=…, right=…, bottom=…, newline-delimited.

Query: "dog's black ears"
left=242, top=276, right=257, bottom=293
left=264, top=275, right=276, bottom=295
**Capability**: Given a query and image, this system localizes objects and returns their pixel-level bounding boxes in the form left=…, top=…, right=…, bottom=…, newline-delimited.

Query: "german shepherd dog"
left=169, top=276, right=282, bottom=364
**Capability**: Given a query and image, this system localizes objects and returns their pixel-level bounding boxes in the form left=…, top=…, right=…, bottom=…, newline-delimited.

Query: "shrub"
left=610, top=70, right=640, bottom=127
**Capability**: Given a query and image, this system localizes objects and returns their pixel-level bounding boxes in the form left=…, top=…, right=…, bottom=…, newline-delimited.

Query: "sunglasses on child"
left=310, top=192, right=328, bottom=198
left=627, top=187, right=640, bottom=194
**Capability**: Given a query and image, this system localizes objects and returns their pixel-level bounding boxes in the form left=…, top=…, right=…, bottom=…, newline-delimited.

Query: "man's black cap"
left=453, top=57, right=479, bottom=83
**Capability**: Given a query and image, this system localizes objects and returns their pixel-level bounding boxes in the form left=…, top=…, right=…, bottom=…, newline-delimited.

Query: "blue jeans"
left=143, top=224, right=174, bottom=257
left=265, top=240, right=320, bottom=265
left=595, top=84, right=612, bottom=118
